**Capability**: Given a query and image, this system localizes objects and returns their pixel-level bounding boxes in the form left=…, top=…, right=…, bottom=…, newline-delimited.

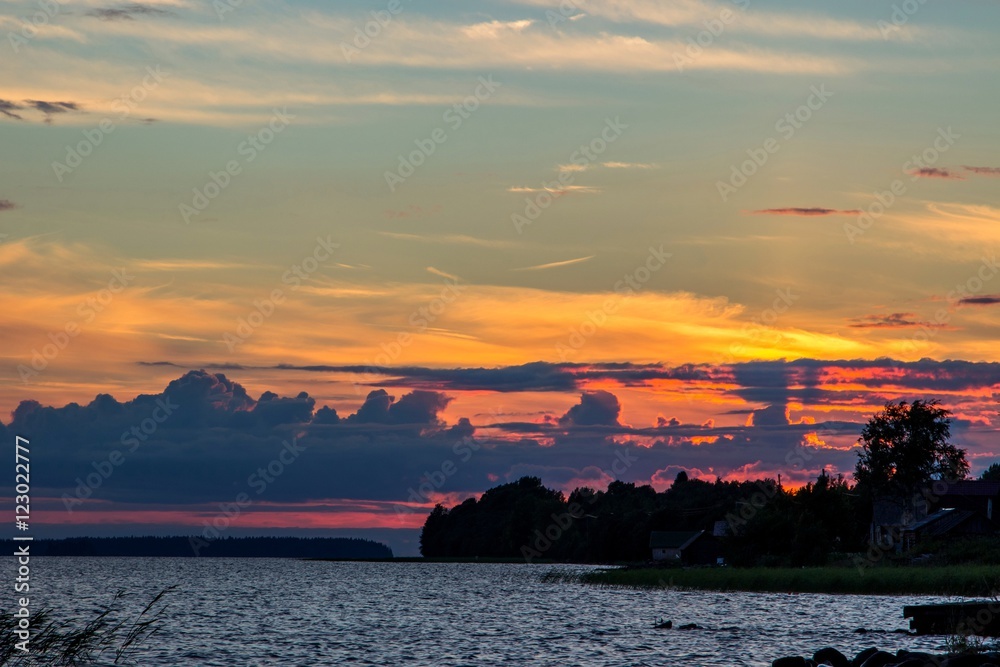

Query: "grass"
left=552, top=566, right=1000, bottom=596
left=0, top=586, right=176, bottom=666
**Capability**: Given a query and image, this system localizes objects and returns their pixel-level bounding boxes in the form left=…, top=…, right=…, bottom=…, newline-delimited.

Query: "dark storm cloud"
left=1, top=370, right=858, bottom=511
left=145, top=360, right=716, bottom=393
left=559, top=390, right=621, bottom=426
left=142, top=358, right=999, bottom=403
left=346, top=389, right=451, bottom=425
left=14, top=359, right=997, bottom=511
left=86, top=3, right=171, bottom=20
left=2, top=370, right=463, bottom=506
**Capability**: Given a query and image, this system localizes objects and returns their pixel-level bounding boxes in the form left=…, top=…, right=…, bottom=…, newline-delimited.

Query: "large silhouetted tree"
left=854, top=400, right=969, bottom=496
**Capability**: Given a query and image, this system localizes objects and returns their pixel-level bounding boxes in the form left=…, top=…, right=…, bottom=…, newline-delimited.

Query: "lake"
left=26, top=558, right=960, bottom=666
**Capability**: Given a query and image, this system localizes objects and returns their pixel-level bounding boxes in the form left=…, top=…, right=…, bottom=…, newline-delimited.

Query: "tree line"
left=421, top=400, right=990, bottom=565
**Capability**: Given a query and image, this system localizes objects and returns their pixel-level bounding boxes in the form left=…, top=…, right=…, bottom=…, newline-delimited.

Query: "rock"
left=893, top=660, right=929, bottom=667
left=773, top=657, right=808, bottom=667
left=813, top=647, right=849, bottom=667
left=851, top=648, right=878, bottom=667
left=859, top=650, right=896, bottom=667
left=653, top=620, right=672, bottom=629
left=942, top=656, right=997, bottom=667
left=896, top=651, right=934, bottom=663
left=677, top=623, right=701, bottom=630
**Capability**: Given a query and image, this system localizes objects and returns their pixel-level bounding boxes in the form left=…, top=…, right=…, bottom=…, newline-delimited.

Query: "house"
left=649, top=530, right=719, bottom=565
left=900, top=507, right=994, bottom=550
left=869, top=495, right=929, bottom=548
left=933, top=480, right=1000, bottom=527
left=875, top=480, right=1000, bottom=550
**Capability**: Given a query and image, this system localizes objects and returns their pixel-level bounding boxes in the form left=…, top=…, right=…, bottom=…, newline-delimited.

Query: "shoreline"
left=566, top=565, right=1000, bottom=597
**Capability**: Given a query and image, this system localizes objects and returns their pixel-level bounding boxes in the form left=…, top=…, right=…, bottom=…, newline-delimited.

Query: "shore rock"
left=772, top=657, right=808, bottom=667
left=814, top=647, right=849, bottom=667
left=851, top=647, right=878, bottom=667
left=858, top=651, right=896, bottom=667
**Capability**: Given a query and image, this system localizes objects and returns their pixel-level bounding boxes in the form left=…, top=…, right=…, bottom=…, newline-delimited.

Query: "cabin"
left=933, top=480, right=1000, bottom=527
left=649, top=530, right=719, bottom=565
left=870, top=480, right=1000, bottom=550
left=899, top=507, right=994, bottom=550
left=869, top=495, right=928, bottom=548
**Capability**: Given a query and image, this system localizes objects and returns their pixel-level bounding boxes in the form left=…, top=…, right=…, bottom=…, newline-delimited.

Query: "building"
left=869, top=495, right=929, bottom=547
left=933, top=480, right=1000, bottom=526
left=900, top=507, right=994, bottom=550
left=649, top=530, right=719, bottom=565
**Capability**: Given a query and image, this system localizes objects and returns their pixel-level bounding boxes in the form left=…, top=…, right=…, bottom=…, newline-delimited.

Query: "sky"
left=2, top=0, right=999, bottom=556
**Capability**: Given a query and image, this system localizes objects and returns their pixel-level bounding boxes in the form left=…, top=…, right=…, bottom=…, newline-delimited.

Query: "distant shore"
left=563, top=565, right=1000, bottom=596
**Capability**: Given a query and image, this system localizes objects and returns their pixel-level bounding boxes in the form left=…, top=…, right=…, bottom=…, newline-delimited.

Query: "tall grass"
left=0, top=585, right=176, bottom=666
left=557, top=567, right=1000, bottom=596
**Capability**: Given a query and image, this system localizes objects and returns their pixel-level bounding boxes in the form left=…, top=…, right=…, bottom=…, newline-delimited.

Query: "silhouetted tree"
left=980, top=463, right=1000, bottom=482
left=854, top=400, right=968, bottom=496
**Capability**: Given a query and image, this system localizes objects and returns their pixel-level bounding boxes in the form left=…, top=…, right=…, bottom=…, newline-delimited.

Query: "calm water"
left=22, top=558, right=965, bottom=666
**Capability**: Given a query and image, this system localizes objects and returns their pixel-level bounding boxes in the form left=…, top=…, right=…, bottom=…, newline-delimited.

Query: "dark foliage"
left=854, top=400, right=969, bottom=497
left=420, top=471, right=870, bottom=565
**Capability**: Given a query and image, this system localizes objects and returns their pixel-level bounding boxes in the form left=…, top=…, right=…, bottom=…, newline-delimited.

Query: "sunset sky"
left=2, top=0, right=999, bottom=555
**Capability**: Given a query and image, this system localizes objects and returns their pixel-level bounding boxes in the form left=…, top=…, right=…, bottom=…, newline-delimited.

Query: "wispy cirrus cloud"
left=748, top=207, right=862, bottom=216
left=86, top=3, right=173, bottom=21
left=507, top=0, right=913, bottom=41
left=512, top=255, right=595, bottom=271
left=507, top=185, right=601, bottom=194
left=602, top=161, right=659, bottom=169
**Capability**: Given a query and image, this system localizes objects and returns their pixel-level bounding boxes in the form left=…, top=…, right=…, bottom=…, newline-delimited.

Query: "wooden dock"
left=904, top=602, right=1000, bottom=636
